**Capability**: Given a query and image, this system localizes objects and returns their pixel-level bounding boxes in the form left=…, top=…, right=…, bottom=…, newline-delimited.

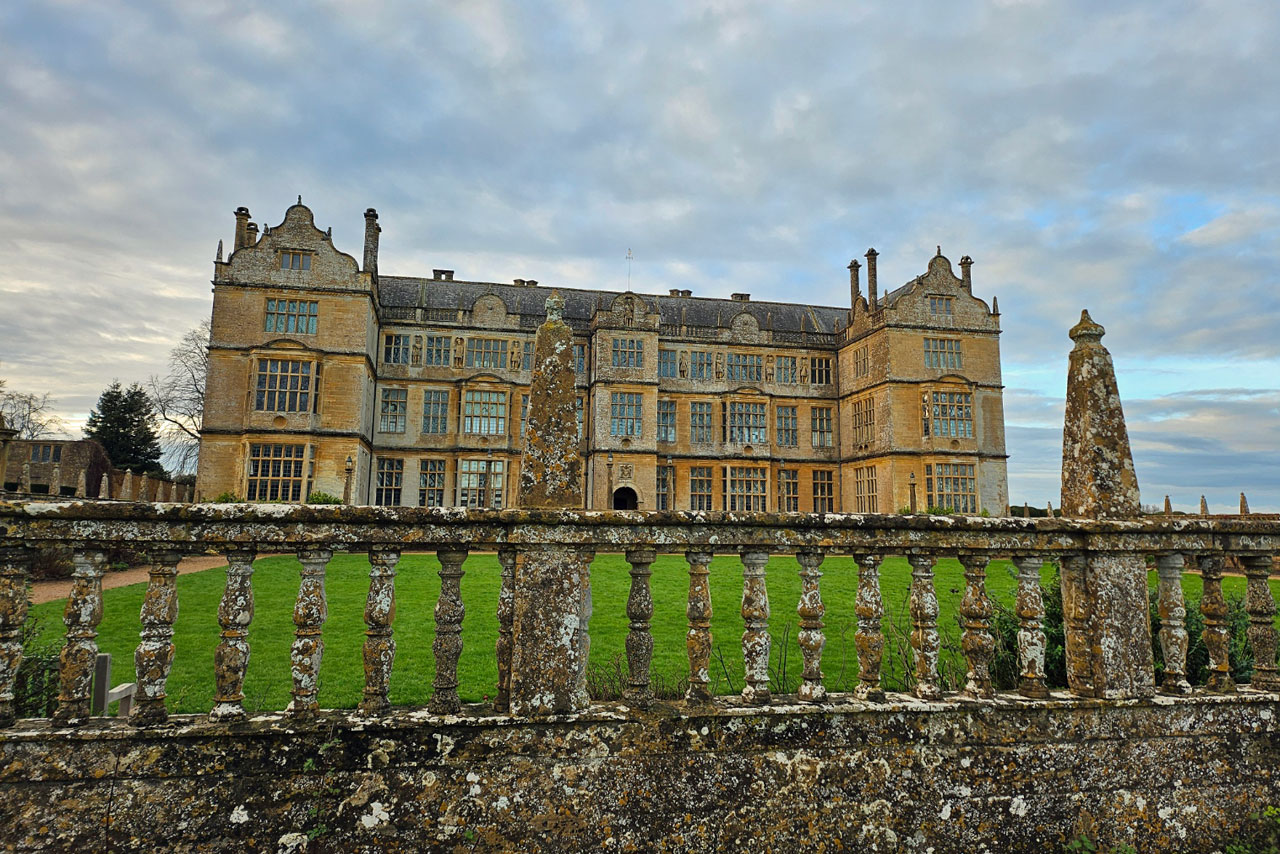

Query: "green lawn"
left=24, top=554, right=1279, bottom=714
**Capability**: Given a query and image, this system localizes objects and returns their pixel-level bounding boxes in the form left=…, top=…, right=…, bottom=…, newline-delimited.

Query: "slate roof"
left=378, top=276, right=851, bottom=335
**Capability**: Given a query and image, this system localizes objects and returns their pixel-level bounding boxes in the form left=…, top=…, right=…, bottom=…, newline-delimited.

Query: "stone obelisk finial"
left=1060, top=311, right=1141, bottom=519
left=509, top=291, right=592, bottom=716
left=1163, top=495, right=1172, bottom=515
left=518, top=292, right=582, bottom=508
left=1058, top=310, right=1154, bottom=700
left=1200, top=495, right=1209, bottom=516
left=1240, top=493, right=1250, bottom=515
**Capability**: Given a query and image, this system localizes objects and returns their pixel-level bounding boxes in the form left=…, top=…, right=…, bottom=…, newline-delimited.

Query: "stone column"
left=132, top=549, right=182, bottom=726
left=210, top=550, right=256, bottom=722
left=360, top=548, right=399, bottom=716
left=739, top=550, right=771, bottom=704
left=958, top=553, right=995, bottom=699
left=509, top=292, right=593, bottom=715
left=1197, top=554, right=1235, bottom=693
left=623, top=548, right=656, bottom=708
left=1242, top=555, right=1279, bottom=691
left=53, top=550, right=106, bottom=725
left=1154, top=554, right=1191, bottom=695
left=493, top=547, right=517, bottom=713
left=1059, top=311, right=1155, bottom=699
left=853, top=554, right=885, bottom=701
left=795, top=550, right=827, bottom=703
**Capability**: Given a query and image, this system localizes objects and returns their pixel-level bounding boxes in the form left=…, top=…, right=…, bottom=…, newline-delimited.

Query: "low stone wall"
left=2, top=692, right=1278, bottom=853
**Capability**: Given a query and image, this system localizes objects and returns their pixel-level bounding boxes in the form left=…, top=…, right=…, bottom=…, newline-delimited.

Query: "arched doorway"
left=612, top=486, right=638, bottom=510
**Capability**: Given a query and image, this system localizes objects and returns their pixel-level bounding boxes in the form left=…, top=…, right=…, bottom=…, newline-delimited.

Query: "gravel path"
left=30, top=555, right=230, bottom=605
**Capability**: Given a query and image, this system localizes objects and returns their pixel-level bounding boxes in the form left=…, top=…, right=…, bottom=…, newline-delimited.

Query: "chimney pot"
left=526, top=279, right=537, bottom=287
left=514, top=279, right=526, bottom=286
left=233, top=207, right=251, bottom=252
left=363, top=208, right=381, bottom=276
left=865, top=248, right=879, bottom=312
left=731, top=293, right=750, bottom=301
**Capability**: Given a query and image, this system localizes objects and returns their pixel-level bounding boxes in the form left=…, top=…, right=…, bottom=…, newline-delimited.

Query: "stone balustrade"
left=1, top=500, right=1278, bottom=728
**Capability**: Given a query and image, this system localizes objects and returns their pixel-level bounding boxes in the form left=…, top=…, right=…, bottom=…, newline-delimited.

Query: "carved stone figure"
left=714, top=353, right=725, bottom=380
left=411, top=336, right=423, bottom=366
left=800, top=361, right=809, bottom=384
left=765, top=355, right=775, bottom=382
left=678, top=351, right=688, bottom=379
left=453, top=337, right=465, bottom=368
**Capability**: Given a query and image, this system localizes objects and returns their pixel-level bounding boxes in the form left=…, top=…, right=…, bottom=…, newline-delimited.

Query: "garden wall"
left=2, top=692, right=1278, bottom=853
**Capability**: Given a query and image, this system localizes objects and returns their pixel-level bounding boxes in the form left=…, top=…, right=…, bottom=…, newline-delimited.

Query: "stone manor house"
left=195, top=202, right=1009, bottom=513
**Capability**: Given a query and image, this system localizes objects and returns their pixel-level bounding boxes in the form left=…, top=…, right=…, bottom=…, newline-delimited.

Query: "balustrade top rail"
left=2, top=499, right=1278, bottom=555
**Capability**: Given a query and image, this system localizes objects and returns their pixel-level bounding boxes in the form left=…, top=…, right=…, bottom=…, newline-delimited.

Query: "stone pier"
left=1059, top=310, right=1155, bottom=699
left=508, top=293, right=593, bottom=715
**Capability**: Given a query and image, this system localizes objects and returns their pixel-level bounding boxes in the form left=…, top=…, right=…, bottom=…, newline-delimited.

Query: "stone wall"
left=2, top=693, right=1277, bottom=852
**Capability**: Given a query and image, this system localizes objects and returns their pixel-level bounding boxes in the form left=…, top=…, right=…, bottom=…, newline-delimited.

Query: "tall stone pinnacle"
left=518, top=292, right=582, bottom=509
left=1057, top=310, right=1155, bottom=699
left=1060, top=311, right=1141, bottom=519
left=1240, top=493, right=1250, bottom=515
left=509, top=291, right=592, bottom=716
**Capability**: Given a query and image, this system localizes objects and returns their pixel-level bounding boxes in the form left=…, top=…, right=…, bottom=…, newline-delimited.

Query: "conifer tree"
left=85, top=381, right=165, bottom=475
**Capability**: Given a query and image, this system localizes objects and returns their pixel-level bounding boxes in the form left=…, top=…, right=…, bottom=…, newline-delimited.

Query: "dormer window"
left=280, top=251, right=312, bottom=271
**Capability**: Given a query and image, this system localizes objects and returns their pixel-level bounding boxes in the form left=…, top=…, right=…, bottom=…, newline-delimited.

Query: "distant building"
left=2, top=438, right=112, bottom=497
left=196, top=203, right=1009, bottom=513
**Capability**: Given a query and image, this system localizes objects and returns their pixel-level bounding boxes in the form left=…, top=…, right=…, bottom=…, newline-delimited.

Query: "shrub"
left=305, top=491, right=342, bottom=505
left=211, top=492, right=240, bottom=503
left=15, top=615, right=60, bottom=718
left=28, top=547, right=73, bottom=581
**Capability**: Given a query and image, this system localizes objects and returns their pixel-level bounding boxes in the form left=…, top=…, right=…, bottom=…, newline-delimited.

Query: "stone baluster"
left=958, top=553, right=995, bottom=699
left=908, top=554, right=941, bottom=700
left=429, top=549, right=468, bottom=714
left=1012, top=555, right=1049, bottom=698
left=685, top=551, right=714, bottom=704
left=624, top=548, right=657, bottom=707
left=132, top=549, right=182, bottom=726
left=796, top=550, right=826, bottom=703
left=1154, top=553, right=1191, bottom=695
left=360, top=548, right=399, bottom=716
left=1242, top=555, right=1280, bottom=691
left=740, top=550, right=771, bottom=704
left=854, top=554, right=885, bottom=701
left=287, top=548, right=331, bottom=719
left=493, top=547, right=516, bottom=713
left=0, top=548, right=34, bottom=727
left=1197, top=554, right=1235, bottom=693
left=210, top=550, right=256, bottom=722
left=53, top=550, right=107, bottom=725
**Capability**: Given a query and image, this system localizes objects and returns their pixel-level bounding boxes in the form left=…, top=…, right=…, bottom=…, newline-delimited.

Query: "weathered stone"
left=75, top=469, right=86, bottom=498
left=1240, top=492, right=1250, bottom=515
left=132, top=549, right=181, bottom=726
left=4, top=696, right=1280, bottom=853
left=1059, top=311, right=1155, bottom=699
left=53, top=549, right=106, bottom=725
left=509, top=545, right=593, bottom=715
left=506, top=294, right=594, bottom=716
left=739, top=549, right=771, bottom=704
left=1242, top=555, right=1280, bottom=690
left=959, top=553, right=995, bottom=699
left=1201, top=495, right=1209, bottom=515
left=19, top=462, right=30, bottom=493
left=287, top=548, right=330, bottom=720
left=685, top=551, right=714, bottom=705
left=1013, top=555, right=1049, bottom=699
left=0, top=548, right=33, bottom=727
left=853, top=553, right=885, bottom=701
left=1198, top=554, right=1236, bottom=693
left=360, top=548, right=398, bottom=716
left=430, top=548, right=468, bottom=714
left=908, top=554, right=941, bottom=700
left=98, top=473, right=110, bottom=499
left=1163, top=495, right=1172, bottom=515
left=623, top=548, right=656, bottom=707
left=210, top=550, right=255, bottom=722
left=493, top=547, right=516, bottom=713
left=795, top=550, right=827, bottom=703
left=517, top=292, right=582, bottom=510
left=1155, top=553, right=1191, bottom=695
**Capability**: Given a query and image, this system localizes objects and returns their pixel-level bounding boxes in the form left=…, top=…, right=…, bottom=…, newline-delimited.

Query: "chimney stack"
left=959, top=255, right=973, bottom=290
left=865, top=248, right=879, bottom=312
left=847, top=259, right=861, bottom=307
left=245, top=222, right=259, bottom=246
left=364, top=208, right=380, bottom=275
left=233, top=207, right=250, bottom=252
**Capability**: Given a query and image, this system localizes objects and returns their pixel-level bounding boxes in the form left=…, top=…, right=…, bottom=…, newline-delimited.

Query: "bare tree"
left=148, top=320, right=209, bottom=475
left=0, top=380, right=65, bottom=439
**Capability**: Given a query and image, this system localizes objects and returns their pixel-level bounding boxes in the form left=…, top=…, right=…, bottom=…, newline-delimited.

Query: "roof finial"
left=936, top=245, right=941, bottom=257
left=216, top=239, right=223, bottom=262
left=297, top=194, right=302, bottom=205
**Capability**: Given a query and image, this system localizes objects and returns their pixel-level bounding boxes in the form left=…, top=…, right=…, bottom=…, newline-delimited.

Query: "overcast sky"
left=1, top=0, right=1277, bottom=511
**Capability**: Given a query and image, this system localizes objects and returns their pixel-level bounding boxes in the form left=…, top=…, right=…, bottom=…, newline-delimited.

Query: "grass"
left=25, top=554, right=1280, bottom=715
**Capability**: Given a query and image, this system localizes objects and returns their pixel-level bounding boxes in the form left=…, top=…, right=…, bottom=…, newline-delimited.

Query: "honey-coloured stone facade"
left=196, top=205, right=1009, bottom=512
